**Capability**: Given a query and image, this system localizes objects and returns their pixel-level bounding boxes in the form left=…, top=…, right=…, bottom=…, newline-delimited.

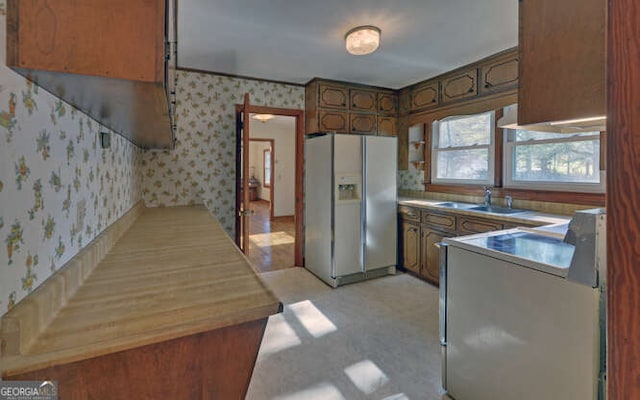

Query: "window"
left=263, top=148, right=272, bottom=188
left=504, top=130, right=603, bottom=192
left=431, top=111, right=495, bottom=185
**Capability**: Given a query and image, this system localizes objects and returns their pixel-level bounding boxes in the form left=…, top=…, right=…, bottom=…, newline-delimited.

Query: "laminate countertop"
left=398, top=197, right=571, bottom=227
left=1, top=206, right=282, bottom=377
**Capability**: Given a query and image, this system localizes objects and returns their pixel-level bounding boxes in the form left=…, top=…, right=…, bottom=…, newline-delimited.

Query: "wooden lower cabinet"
left=420, top=226, right=452, bottom=285
left=401, top=220, right=420, bottom=274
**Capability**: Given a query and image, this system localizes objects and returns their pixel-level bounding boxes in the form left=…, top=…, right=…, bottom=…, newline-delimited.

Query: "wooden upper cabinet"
left=6, top=0, right=174, bottom=148
left=350, top=89, right=377, bottom=112
left=518, top=0, right=606, bottom=125
left=398, top=88, right=412, bottom=115
left=480, top=50, right=519, bottom=95
left=7, top=0, right=164, bottom=82
left=377, top=92, right=398, bottom=114
left=441, top=68, right=479, bottom=104
left=318, top=84, right=348, bottom=109
left=378, top=116, right=397, bottom=136
left=318, top=110, right=349, bottom=132
left=411, top=81, right=439, bottom=111
left=350, top=113, right=377, bottom=135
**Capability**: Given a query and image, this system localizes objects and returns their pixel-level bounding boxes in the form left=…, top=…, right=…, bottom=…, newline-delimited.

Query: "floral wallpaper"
left=141, top=71, right=304, bottom=234
left=0, top=13, right=143, bottom=315
left=399, top=170, right=425, bottom=192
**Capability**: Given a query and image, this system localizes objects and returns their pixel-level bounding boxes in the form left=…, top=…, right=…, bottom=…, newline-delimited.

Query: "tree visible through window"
left=263, top=148, right=272, bottom=188
left=504, top=130, right=602, bottom=191
left=431, top=112, right=495, bottom=185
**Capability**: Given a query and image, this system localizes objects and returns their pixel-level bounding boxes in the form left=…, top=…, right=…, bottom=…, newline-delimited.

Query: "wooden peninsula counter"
left=1, top=205, right=282, bottom=399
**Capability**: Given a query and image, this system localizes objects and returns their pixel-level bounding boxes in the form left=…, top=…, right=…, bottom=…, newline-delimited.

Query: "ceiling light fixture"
left=345, top=25, right=381, bottom=56
left=252, top=114, right=275, bottom=123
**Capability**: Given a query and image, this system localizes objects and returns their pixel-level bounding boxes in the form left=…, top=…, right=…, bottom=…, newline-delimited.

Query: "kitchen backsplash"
left=141, top=71, right=304, bottom=235
left=0, top=12, right=143, bottom=315
left=399, top=170, right=425, bottom=192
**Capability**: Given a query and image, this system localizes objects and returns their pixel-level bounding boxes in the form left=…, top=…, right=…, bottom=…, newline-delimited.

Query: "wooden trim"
left=423, top=123, right=432, bottom=185
left=493, top=108, right=504, bottom=187
left=607, top=0, right=640, bottom=398
left=178, top=66, right=305, bottom=87
left=425, top=184, right=605, bottom=206
left=249, top=138, right=275, bottom=220
left=234, top=105, right=305, bottom=267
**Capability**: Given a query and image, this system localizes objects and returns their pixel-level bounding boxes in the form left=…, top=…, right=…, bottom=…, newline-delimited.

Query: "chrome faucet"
left=505, top=195, right=513, bottom=209
left=483, top=186, right=492, bottom=206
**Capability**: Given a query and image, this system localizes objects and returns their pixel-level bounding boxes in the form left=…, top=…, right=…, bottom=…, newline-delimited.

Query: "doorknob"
left=239, top=210, right=255, bottom=217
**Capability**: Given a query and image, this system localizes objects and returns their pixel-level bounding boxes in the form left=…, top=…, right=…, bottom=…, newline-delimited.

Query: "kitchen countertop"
left=1, top=206, right=282, bottom=376
left=398, top=197, right=571, bottom=227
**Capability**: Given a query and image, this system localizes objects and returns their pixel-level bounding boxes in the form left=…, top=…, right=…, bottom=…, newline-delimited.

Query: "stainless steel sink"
left=435, top=202, right=477, bottom=209
left=468, top=205, right=527, bottom=214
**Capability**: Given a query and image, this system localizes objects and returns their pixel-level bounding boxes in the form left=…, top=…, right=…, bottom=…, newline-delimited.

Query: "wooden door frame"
left=249, top=138, right=275, bottom=220
left=235, top=105, right=304, bottom=267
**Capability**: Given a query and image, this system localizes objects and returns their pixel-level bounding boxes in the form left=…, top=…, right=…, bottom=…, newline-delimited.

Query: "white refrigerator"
left=304, top=133, right=397, bottom=287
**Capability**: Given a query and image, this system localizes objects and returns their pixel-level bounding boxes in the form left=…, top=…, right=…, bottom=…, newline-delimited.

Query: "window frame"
left=263, top=148, right=272, bottom=188
left=430, top=111, right=496, bottom=186
left=503, top=129, right=605, bottom=193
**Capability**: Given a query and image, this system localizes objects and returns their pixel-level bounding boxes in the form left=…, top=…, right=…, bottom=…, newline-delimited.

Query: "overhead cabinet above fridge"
left=305, top=133, right=398, bottom=287
left=6, top=0, right=177, bottom=148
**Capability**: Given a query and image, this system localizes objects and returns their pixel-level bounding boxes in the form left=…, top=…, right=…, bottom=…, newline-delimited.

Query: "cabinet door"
left=411, top=81, right=439, bottom=111
left=441, top=68, right=479, bottom=104
left=350, top=113, right=377, bottom=135
left=398, top=88, right=412, bottom=115
left=401, top=221, right=420, bottom=274
left=518, top=0, right=605, bottom=125
left=318, top=110, right=349, bottom=132
left=377, top=92, right=398, bottom=114
left=318, top=84, right=349, bottom=109
left=480, top=52, right=519, bottom=95
left=422, top=211, right=457, bottom=233
left=350, top=89, right=377, bottom=112
left=378, top=116, right=397, bottom=136
left=457, top=216, right=503, bottom=235
left=421, top=227, right=449, bottom=285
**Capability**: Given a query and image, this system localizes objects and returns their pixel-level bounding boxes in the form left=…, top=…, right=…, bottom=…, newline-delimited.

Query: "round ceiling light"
left=251, top=114, right=275, bottom=123
left=345, top=25, right=381, bottom=56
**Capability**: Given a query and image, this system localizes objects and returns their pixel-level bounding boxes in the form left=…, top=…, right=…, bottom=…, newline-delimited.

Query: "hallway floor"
left=248, top=200, right=296, bottom=273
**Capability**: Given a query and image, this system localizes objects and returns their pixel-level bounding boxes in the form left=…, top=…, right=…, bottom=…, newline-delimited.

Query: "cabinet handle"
left=431, top=99, right=436, bottom=103
left=468, top=87, right=474, bottom=93
left=342, top=102, right=346, bottom=106
left=484, top=83, right=491, bottom=88
left=352, top=104, right=357, bottom=107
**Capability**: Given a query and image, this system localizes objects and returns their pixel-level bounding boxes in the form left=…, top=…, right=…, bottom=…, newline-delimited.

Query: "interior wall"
left=251, top=118, right=296, bottom=217
left=0, top=11, right=143, bottom=316
left=141, top=71, right=304, bottom=234
left=249, top=141, right=271, bottom=201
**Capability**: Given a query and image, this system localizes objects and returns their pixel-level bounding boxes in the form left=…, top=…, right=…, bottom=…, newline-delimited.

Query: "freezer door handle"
left=438, top=242, right=448, bottom=344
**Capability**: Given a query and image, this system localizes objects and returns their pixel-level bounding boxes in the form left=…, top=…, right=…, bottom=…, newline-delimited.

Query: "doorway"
left=235, top=104, right=304, bottom=273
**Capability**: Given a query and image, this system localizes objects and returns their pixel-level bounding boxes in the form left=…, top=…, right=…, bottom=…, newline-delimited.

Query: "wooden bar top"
left=1, top=206, right=282, bottom=377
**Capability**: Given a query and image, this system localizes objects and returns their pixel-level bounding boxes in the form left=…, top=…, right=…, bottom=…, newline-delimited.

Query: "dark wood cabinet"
left=401, top=221, right=420, bottom=275
left=306, top=78, right=398, bottom=136
left=378, top=92, right=398, bottom=114
left=318, top=84, right=349, bottom=109
left=398, top=205, right=532, bottom=286
left=480, top=52, right=519, bottom=95
left=410, top=81, right=439, bottom=111
left=350, top=89, right=377, bottom=112
left=420, top=227, right=449, bottom=285
left=378, top=116, right=397, bottom=136
left=318, top=110, right=349, bottom=132
left=518, top=0, right=606, bottom=125
left=350, top=113, right=377, bottom=134
left=457, top=216, right=503, bottom=235
left=441, top=68, right=479, bottom=104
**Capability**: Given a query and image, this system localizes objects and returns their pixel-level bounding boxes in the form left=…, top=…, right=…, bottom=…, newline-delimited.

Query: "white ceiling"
left=178, top=0, right=518, bottom=89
